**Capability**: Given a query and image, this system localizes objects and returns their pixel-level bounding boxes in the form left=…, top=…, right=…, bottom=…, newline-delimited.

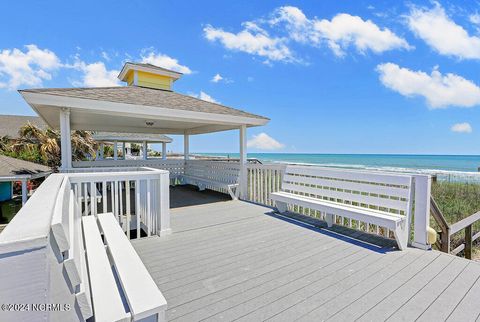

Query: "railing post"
left=158, top=171, right=171, bottom=236
left=465, top=225, right=472, bottom=259
left=239, top=125, right=247, bottom=199
left=412, top=174, right=432, bottom=250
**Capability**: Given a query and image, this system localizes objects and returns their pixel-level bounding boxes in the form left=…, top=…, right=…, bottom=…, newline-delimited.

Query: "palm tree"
left=5, top=122, right=98, bottom=170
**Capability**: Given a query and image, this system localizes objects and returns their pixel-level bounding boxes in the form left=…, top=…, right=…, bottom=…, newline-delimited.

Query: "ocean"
left=198, top=153, right=480, bottom=180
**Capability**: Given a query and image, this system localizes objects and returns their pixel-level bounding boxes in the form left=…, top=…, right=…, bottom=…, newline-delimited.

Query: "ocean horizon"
left=198, top=153, right=480, bottom=174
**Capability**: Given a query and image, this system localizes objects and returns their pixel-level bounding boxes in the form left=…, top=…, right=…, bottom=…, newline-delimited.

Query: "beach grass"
left=431, top=181, right=480, bottom=257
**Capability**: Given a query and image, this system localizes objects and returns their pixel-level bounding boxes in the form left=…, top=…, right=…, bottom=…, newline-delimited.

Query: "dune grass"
left=431, top=181, right=480, bottom=257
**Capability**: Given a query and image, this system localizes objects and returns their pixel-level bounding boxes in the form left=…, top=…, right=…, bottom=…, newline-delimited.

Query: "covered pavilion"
left=20, top=62, right=269, bottom=197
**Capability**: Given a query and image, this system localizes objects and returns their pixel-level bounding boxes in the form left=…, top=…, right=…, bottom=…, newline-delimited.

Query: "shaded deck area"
left=132, top=186, right=480, bottom=322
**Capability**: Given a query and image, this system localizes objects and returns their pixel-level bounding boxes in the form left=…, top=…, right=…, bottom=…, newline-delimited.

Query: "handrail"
left=430, top=196, right=480, bottom=259
left=450, top=211, right=480, bottom=235
left=430, top=197, right=450, bottom=253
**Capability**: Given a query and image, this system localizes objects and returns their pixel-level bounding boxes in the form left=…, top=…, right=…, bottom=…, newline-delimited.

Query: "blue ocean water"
left=199, top=153, right=480, bottom=173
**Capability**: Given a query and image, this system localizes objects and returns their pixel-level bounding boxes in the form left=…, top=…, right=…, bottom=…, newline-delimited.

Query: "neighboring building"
left=0, top=115, right=47, bottom=138
left=0, top=155, right=51, bottom=204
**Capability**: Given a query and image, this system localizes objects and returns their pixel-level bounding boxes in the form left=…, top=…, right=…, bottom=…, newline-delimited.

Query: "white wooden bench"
left=179, top=161, right=240, bottom=199
left=50, top=177, right=167, bottom=322
left=270, top=165, right=414, bottom=250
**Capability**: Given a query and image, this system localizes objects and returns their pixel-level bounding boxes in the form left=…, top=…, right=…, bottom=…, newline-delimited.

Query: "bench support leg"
left=325, top=213, right=334, bottom=228
left=393, top=221, right=408, bottom=250
left=275, top=201, right=287, bottom=214
left=227, top=185, right=239, bottom=200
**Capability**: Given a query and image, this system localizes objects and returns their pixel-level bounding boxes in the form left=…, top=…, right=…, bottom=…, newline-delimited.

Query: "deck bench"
left=270, top=165, right=414, bottom=250
left=50, top=178, right=167, bottom=321
left=179, top=161, right=240, bottom=199
left=179, top=174, right=239, bottom=200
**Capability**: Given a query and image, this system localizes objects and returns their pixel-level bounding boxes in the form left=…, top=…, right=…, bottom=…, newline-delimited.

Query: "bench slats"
left=281, top=182, right=408, bottom=212
left=272, top=165, right=414, bottom=250
left=98, top=213, right=167, bottom=321
left=82, top=215, right=130, bottom=322
left=271, top=192, right=402, bottom=229
left=283, top=174, right=410, bottom=199
left=285, top=165, right=412, bottom=186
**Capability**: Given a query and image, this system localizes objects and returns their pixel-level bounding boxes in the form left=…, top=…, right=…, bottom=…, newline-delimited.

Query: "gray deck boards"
left=132, top=186, right=480, bottom=322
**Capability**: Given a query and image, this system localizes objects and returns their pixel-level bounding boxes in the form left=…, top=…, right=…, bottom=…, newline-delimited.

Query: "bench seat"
left=98, top=213, right=168, bottom=322
left=179, top=174, right=239, bottom=200
left=270, top=165, right=414, bottom=250
left=82, top=216, right=130, bottom=322
left=271, top=191, right=405, bottom=230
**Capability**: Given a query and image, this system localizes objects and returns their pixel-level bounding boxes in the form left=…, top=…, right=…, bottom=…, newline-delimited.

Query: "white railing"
left=246, top=163, right=286, bottom=206
left=67, top=167, right=171, bottom=238
left=0, top=167, right=170, bottom=321
left=73, top=159, right=185, bottom=182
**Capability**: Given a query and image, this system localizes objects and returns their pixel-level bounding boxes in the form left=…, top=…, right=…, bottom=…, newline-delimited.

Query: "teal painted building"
left=0, top=182, right=12, bottom=202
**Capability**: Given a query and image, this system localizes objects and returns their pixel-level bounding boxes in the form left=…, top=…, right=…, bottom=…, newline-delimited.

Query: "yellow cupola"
left=118, top=62, right=182, bottom=90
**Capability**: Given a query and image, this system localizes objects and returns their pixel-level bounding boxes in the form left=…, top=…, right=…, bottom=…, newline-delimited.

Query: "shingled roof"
left=0, top=155, right=51, bottom=178
left=20, top=86, right=269, bottom=120
left=0, top=115, right=47, bottom=138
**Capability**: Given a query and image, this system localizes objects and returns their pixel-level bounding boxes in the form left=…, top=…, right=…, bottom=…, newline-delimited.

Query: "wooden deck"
left=132, top=186, right=480, bottom=322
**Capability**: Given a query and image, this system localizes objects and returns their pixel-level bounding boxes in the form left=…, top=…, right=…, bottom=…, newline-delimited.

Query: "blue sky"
left=1, top=0, right=480, bottom=154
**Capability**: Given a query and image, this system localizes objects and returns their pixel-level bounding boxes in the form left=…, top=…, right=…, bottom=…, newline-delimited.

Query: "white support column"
left=113, top=140, right=118, bottom=160
left=99, top=143, right=104, bottom=160
left=122, top=142, right=126, bottom=159
left=239, top=125, right=247, bottom=199
left=21, top=179, right=28, bottom=205
left=59, top=108, right=72, bottom=170
left=412, top=174, right=432, bottom=250
left=143, top=141, right=148, bottom=160
left=162, top=142, right=167, bottom=160
left=184, top=134, right=189, bottom=161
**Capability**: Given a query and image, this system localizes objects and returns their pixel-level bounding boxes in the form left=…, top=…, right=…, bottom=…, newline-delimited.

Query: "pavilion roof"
left=19, top=86, right=268, bottom=120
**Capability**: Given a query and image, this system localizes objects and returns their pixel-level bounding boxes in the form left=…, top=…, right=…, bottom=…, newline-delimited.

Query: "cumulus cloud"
left=141, top=49, right=192, bottom=74
left=451, top=122, right=472, bottom=133
left=376, top=63, right=480, bottom=108
left=203, top=22, right=295, bottom=63
left=189, top=91, right=220, bottom=104
left=247, top=133, right=285, bottom=150
left=71, top=60, right=120, bottom=87
left=211, top=73, right=223, bottom=83
left=0, top=44, right=61, bottom=89
left=271, top=6, right=411, bottom=57
left=407, top=2, right=480, bottom=59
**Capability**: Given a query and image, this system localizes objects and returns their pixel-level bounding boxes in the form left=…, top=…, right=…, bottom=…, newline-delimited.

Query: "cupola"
left=118, top=62, right=182, bottom=90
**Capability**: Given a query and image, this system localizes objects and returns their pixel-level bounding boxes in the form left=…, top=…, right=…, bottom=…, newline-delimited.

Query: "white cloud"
left=469, top=13, right=480, bottom=25
left=271, top=6, right=411, bottom=57
left=101, top=51, right=110, bottom=61
left=407, top=2, right=480, bottom=59
left=72, top=60, right=120, bottom=87
left=211, top=73, right=223, bottom=83
left=203, top=23, right=295, bottom=63
left=140, top=50, right=192, bottom=74
left=247, top=132, right=285, bottom=150
left=189, top=91, right=220, bottom=104
left=451, top=122, right=472, bottom=133
left=376, top=63, right=480, bottom=108
left=0, top=44, right=61, bottom=89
